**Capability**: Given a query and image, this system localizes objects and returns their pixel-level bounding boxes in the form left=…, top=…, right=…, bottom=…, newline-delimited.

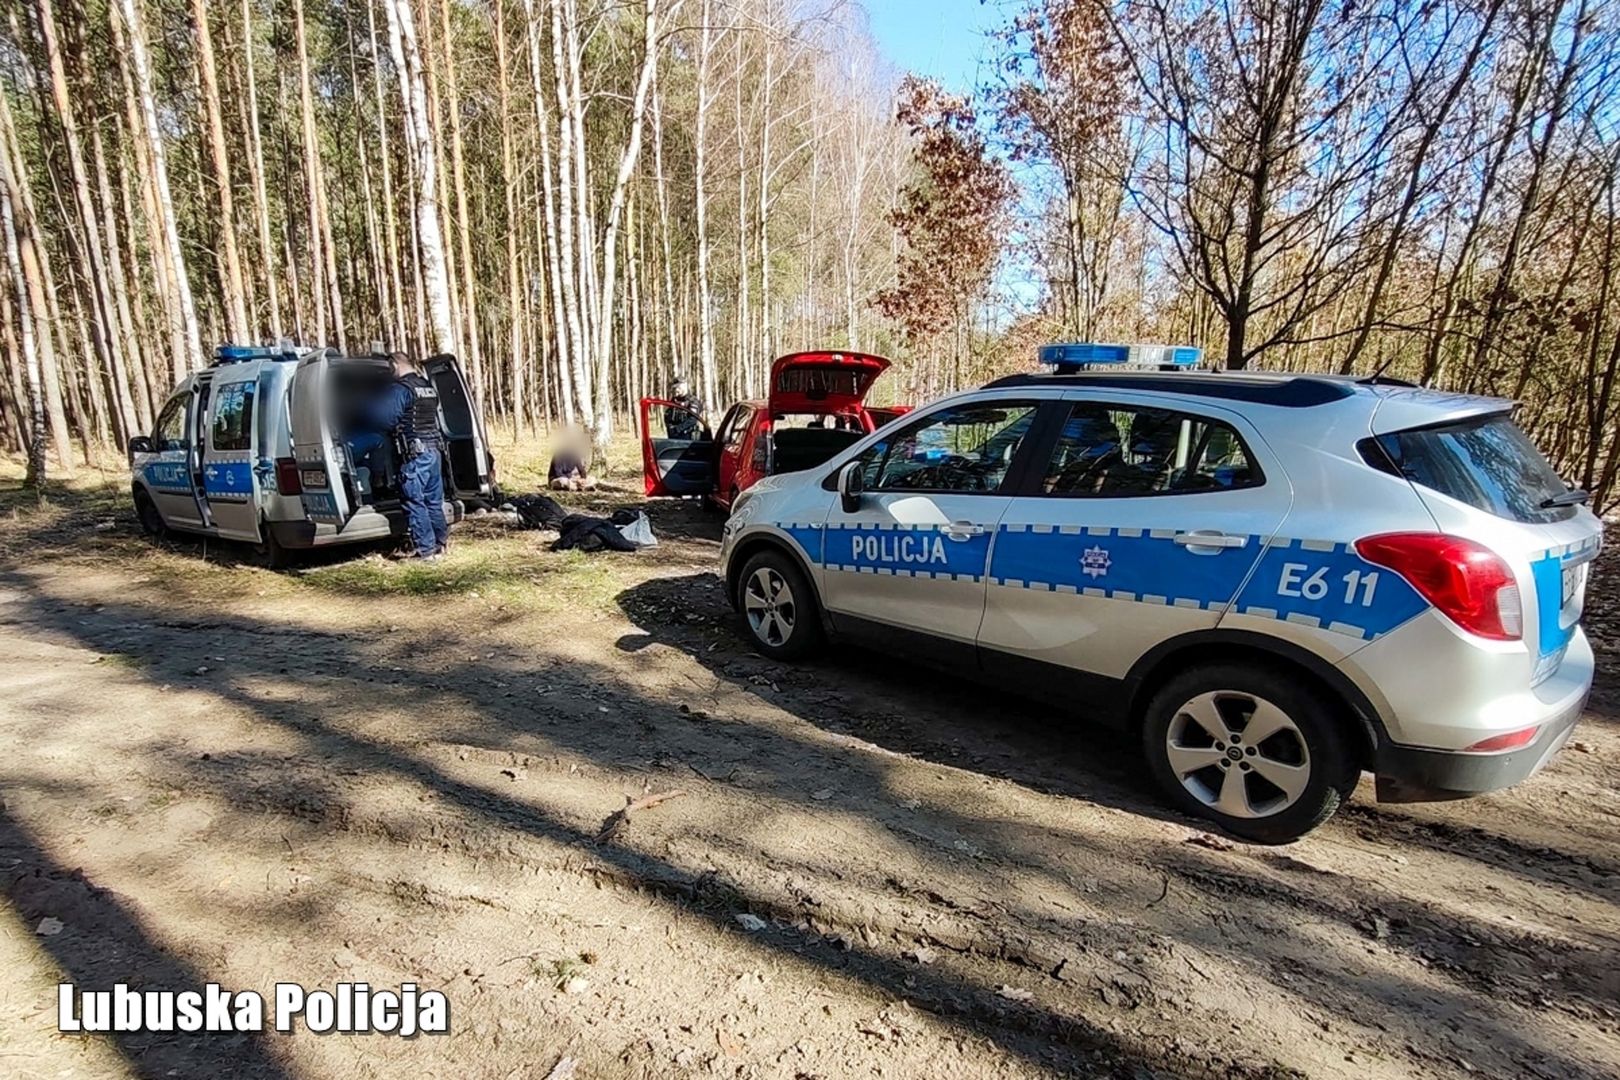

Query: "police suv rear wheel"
left=737, top=549, right=823, bottom=660
left=1143, top=664, right=1358, bottom=844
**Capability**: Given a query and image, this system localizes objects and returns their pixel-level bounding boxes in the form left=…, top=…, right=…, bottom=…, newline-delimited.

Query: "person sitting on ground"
left=548, top=425, right=597, bottom=492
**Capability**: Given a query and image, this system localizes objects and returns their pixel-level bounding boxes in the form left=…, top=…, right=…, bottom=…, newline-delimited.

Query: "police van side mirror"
left=128, top=436, right=153, bottom=456
left=838, top=460, right=864, bottom=514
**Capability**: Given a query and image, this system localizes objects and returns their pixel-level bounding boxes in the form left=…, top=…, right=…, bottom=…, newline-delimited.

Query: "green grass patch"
left=299, top=551, right=527, bottom=599
left=294, top=541, right=627, bottom=614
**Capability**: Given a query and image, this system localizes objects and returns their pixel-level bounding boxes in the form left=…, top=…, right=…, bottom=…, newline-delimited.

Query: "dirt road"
left=1, top=466, right=1617, bottom=1079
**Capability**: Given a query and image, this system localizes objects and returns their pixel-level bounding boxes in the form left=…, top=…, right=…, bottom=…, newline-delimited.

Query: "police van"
left=717, top=343, right=1601, bottom=841
left=128, top=344, right=495, bottom=566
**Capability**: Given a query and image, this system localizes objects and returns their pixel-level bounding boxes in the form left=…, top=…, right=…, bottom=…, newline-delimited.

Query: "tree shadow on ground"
left=1, top=567, right=1615, bottom=1079
left=617, top=571, right=1620, bottom=903
left=0, top=804, right=293, bottom=1080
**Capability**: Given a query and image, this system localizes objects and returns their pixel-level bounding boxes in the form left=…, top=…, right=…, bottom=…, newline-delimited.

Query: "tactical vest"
left=396, top=373, right=443, bottom=453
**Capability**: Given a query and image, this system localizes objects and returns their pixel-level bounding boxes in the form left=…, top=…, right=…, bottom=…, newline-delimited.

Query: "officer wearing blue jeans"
left=364, top=352, right=449, bottom=559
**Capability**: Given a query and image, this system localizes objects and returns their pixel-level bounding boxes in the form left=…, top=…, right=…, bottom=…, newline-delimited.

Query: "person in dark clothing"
left=365, top=351, right=450, bottom=559
left=664, top=376, right=702, bottom=440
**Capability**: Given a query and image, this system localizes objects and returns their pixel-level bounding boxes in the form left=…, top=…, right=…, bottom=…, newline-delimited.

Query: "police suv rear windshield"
left=1366, top=414, right=1575, bottom=524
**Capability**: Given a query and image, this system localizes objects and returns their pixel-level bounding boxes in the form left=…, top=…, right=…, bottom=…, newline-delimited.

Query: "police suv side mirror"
left=128, top=436, right=152, bottom=456
left=838, top=460, right=864, bottom=514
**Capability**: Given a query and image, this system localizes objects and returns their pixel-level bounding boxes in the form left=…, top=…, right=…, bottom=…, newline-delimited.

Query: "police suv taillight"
left=1353, top=533, right=1522, bottom=641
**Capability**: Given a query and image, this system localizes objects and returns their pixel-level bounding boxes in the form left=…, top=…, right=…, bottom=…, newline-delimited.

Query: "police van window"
left=1042, top=403, right=1260, bottom=496
left=858, top=402, right=1040, bottom=494
left=155, top=395, right=188, bottom=451
left=210, top=382, right=256, bottom=452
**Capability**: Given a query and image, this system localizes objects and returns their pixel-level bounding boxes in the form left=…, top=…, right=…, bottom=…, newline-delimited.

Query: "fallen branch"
left=594, top=789, right=687, bottom=844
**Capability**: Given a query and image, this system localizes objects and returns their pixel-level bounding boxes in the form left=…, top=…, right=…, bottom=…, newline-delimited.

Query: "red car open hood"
left=768, top=350, right=891, bottom=416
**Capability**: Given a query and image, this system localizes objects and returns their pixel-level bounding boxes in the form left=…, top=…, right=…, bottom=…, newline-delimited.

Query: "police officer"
left=366, top=351, right=450, bottom=560
left=665, top=376, right=701, bottom=440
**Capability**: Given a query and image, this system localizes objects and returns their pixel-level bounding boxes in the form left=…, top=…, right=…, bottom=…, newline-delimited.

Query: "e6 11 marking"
left=1277, top=562, right=1380, bottom=607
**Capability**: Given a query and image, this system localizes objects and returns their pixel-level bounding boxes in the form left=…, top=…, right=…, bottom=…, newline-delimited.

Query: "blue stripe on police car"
left=202, top=461, right=254, bottom=502
left=143, top=460, right=192, bottom=494
left=776, top=518, right=1433, bottom=641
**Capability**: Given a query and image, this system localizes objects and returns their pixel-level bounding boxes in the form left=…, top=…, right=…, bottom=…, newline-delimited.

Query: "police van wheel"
left=133, top=490, right=165, bottom=539
left=737, top=550, right=823, bottom=660
left=1143, top=664, right=1358, bottom=844
left=254, top=524, right=296, bottom=570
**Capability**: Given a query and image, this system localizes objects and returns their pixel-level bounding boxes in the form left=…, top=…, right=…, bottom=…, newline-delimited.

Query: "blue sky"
left=864, top=0, right=1006, bottom=93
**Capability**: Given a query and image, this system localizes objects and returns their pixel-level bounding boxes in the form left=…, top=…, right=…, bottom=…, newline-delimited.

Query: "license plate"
left=301, top=468, right=329, bottom=490
left=1561, top=564, right=1580, bottom=607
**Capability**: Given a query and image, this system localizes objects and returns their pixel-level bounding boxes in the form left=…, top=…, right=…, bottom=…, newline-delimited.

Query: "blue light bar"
left=213, top=342, right=303, bottom=364
left=1038, top=342, right=1202, bottom=371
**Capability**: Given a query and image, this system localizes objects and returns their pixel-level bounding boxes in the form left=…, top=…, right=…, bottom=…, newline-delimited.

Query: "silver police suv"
left=717, top=366, right=1601, bottom=842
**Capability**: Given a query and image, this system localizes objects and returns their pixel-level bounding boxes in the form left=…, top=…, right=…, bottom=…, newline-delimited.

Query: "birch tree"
left=383, top=0, right=456, bottom=355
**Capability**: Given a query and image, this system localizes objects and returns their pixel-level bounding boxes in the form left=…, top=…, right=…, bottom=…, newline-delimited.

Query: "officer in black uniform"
left=365, top=351, right=450, bottom=559
left=664, top=376, right=701, bottom=440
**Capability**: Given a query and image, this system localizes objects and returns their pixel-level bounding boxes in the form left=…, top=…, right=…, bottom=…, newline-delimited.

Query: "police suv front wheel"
left=736, top=550, right=823, bottom=660
left=1143, top=664, right=1359, bottom=844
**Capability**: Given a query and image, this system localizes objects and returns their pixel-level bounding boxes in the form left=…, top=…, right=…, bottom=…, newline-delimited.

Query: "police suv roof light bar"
left=1038, top=342, right=1203, bottom=375
left=213, top=340, right=306, bottom=365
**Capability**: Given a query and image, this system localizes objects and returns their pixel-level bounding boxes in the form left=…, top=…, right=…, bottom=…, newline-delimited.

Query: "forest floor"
left=0, top=436, right=1618, bottom=1080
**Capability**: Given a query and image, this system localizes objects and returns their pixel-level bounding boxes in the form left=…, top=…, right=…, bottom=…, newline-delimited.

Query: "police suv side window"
left=210, top=382, right=256, bottom=452
left=855, top=402, right=1041, bottom=494
left=1042, top=403, right=1260, bottom=496
left=155, top=395, right=188, bottom=451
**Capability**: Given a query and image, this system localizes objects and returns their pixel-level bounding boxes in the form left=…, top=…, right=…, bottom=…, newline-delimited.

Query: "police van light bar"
left=1038, top=342, right=1202, bottom=372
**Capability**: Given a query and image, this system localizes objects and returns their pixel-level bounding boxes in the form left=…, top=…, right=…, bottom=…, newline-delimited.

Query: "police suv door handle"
left=1173, top=530, right=1247, bottom=551
left=941, top=521, right=986, bottom=541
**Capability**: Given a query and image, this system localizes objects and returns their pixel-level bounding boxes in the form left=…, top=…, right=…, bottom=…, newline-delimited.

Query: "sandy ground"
left=0, top=451, right=1617, bottom=1079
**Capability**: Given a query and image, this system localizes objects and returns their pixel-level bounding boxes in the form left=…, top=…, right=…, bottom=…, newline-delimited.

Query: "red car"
left=641, top=350, right=895, bottom=509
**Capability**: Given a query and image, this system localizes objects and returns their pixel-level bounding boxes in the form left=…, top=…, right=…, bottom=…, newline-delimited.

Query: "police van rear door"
left=424, top=354, right=493, bottom=500
left=289, top=349, right=356, bottom=527
left=978, top=391, right=1290, bottom=701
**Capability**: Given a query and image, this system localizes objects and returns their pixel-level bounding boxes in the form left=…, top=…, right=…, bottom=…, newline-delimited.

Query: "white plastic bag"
left=616, top=511, right=658, bottom=548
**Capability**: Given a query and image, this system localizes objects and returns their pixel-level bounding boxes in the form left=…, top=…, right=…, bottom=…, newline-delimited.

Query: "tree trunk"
left=588, top=0, right=676, bottom=453
left=651, top=70, right=679, bottom=379
left=383, top=0, right=456, bottom=354
left=694, top=0, right=717, bottom=413
left=237, top=0, right=282, bottom=340
left=89, top=122, right=153, bottom=430
left=0, top=184, right=46, bottom=488
left=495, top=0, right=527, bottom=435
left=293, top=0, right=347, bottom=349
left=0, top=81, right=74, bottom=468
left=364, top=0, right=406, bottom=347
left=438, top=0, right=484, bottom=394
left=547, top=0, right=592, bottom=426
left=190, top=0, right=249, bottom=340
left=114, top=0, right=204, bottom=373
left=36, top=0, right=138, bottom=441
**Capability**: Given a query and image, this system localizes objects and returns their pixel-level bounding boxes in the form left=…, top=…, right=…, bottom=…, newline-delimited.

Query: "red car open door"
left=640, top=397, right=715, bottom=496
